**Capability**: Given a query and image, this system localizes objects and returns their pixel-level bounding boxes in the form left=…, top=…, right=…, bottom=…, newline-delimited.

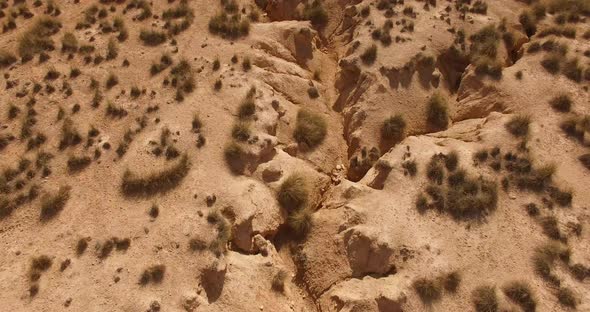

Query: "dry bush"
left=579, top=154, right=590, bottom=170
left=472, top=285, right=498, bottom=312
left=381, top=114, right=406, bottom=142
left=121, top=154, right=190, bottom=197
left=413, top=278, right=442, bottom=304
left=505, top=115, right=530, bottom=137
left=443, top=271, right=461, bottom=293
left=67, top=155, right=91, bottom=173
left=208, top=12, right=250, bottom=39
left=58, top=118, right=82, bottom=150
left=502, top=281, right=536, bottom=312
left=278, top=174, right=308, bottom=211
left=541, top=53, right=561, bottom=74
left=76, top=238, right=88, bottom=255
left=18, top=16, right=62, bottom=59
left=427, top=93, right=449, bottom=130
left=360, top=44, right=377, bottom=65
left=532, top=242, right=569, bottom=284
left=61, top=32, right=78, bottom=53
left=139, top=265, right=166, bottom=285
left=293, top=109, right=327, bottom=148
left=540, top=216, right=562, bottom=240
left=271, top=269, right=288, bottom=292
left=224, top=142, right=247, bottom=174
left=231, top=122, right=251, bottom=142
left=287, top=207, right=313, bottom=236
left=557, top=287, right=577, bottom=308
left=106, top=37, right=118, bottom=60
left=207, top=209, right=232, bottom=256
left=40, top=186, right=71, bottom=221
left=0, top=50, right=17, bottom=68
left=139, top=29, right=166, bottom=46
left=303, top=0, right=328, bottom=27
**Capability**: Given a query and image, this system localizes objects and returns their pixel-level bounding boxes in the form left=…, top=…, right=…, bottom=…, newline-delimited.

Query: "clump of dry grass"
left=505, top=115, right=530, bottom=137
left=427, top=93, right=449, bottom=130
left=67, top=155, right=91, bottom=173
left=121, top=154, right=190, bottom=197
left=271, top=269, right=288, bottom=292
left=381, top=114, right=406, bottom=142
left=207, top=209, right=232, bottom=256
left=139, top=265, right=166, bottom=285
left=413, top=278, right=442, bottom=304
left=472, top=285, right=498, bottom=312
left=502, top=281, right=536, bottom=312
left=293, top=109, right=327, bottom=148
left=18, top=16, right=62, bottom=59
left=139, top=29, right=166, bottom=46
left=360, top=44, right=377, bottom=65
left=557, top=287, right=577, bottom=308
left=0, top=50, right=17, bottom=68
left=208, top=11, right=250, bottom=39
left=40, top=186, right=71, bottom=221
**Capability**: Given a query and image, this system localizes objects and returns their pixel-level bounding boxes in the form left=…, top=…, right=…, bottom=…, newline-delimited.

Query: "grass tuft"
left=277, top=174, right=308, bottom=211
left=503, top=281, right=536, bottom=312
left=472, top=285, right=498, bottom=312
left=413, top=278, right=442, bottom=304
left=505, top=115, right=530, bottom=137
left=293, top=109, right=327, bottom=148
left=381, top=114, right=406, bottom=142
left=427, top=93, right=449, bottom=130
left=40, top=186, right=71, bottom=221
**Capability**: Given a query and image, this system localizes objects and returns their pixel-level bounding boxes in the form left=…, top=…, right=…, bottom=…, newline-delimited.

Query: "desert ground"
left=0, top=0, right=589, bottom=311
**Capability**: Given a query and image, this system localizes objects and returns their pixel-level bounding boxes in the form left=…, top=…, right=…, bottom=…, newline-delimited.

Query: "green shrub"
left=413, top=278, right=442, bottom=304
left=293, top=109, right=327, bottom=148
left=503, top=281, right=536, bottom=312
left=360, top=44, right=377, bottom=65
left=139, top=29, right=166, bottom=46
left=381, top=114, right=406, bottom=142
left=505, top=115, right=530, bottom=137
left=121, top=154, right=190, bottom=197
left=472, top=285, right=498, bottom=312
left=278, top=174, right=308, bottom=211
left=40, top=186, right=71, bottom=221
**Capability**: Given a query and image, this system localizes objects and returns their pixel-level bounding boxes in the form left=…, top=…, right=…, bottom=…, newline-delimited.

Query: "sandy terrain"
left=0, top=0, right=589, bottom=311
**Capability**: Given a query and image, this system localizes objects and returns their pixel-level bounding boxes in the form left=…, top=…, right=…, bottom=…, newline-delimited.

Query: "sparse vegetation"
left=505, top=115, right=530, bottom=137
left=67, top=155, right=91, bottom=173
left=121, top=154, right=190, bottom=197
left=18, top=16, right=62, bottom=59
left=40, top=186, right=71, bottom=221
left=303, top=0, right=328, bottom=27
left=360, top=44, right=377, bottom=65
left=427, top=93, right=449, bottom=130
left=208, top=11, right=250, bottom=39
left=502, top=281, right=536, bottom=312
